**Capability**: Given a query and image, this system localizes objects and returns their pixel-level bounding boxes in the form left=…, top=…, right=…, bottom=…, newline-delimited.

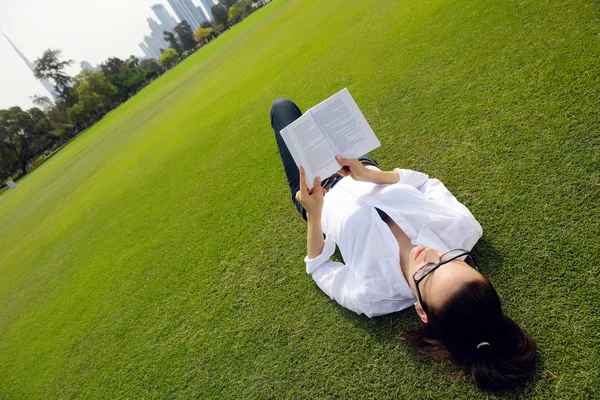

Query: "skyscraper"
left=140, top=41, right=160, bottom=60
left=80, top=61, right=93, bottom=71
left=167, top=0, right=190, bottom=25
left=167, top=0, right=207, bottom=29
left=198, top=0, right=215, bottom=20
left=80, top=61, right=100, bottom=72
left=139, top=43, right=151, bottom=59
left=151, top=4, right=177, bottom=32
left=143, top=35, right=164, bottom=59
left=147, top=17, right=170, bottom=48
left=190, top=0, right=209, bottom=26
left=1, top=31, right=59, bottom=101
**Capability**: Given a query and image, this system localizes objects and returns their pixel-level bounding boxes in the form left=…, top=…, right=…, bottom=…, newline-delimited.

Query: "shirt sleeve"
left=418, top=178, right=483, bottom=247
left=304, top=235, right=373, bottom=317
left=394, top=168, right=429, bottom=188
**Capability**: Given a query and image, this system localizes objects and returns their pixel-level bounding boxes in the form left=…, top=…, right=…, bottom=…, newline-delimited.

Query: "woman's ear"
left=415, top=302, right=429, bottom=324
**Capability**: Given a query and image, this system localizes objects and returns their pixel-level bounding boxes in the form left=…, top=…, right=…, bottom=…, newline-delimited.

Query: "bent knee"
left=271, top=98, right=296, bottom=114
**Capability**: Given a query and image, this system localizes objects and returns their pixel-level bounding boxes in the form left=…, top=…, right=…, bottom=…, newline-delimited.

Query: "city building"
left=139, top=42, right=151, bottom=59
left=139, top=1, right=213, bottom=60
left=139, top=42, right=159, bottom=60
left=80, top=61, right=100, bottom=72
left=198, top=0, right=215, bottom=21
left=190, top=0, right=209, bottom=26
left=1, top=30, right=59, bottom=100
left=143, top=35, right=164, bottom=59
left=193, top=5, right=208, bottom=25
left=147, top=17, right=170, bottom=48
left=167, top=0, right=207, bottom=29
left=151, top=29, right=167, bottom=53
left=151, top=4, right=177, bottom=32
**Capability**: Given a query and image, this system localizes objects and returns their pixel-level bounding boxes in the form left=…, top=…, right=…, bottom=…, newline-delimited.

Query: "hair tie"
left=477, top=342, right=491, bottom=350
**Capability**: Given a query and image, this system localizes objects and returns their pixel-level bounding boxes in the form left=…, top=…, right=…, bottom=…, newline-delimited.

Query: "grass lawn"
left=1, top=0, right=599, bottom=397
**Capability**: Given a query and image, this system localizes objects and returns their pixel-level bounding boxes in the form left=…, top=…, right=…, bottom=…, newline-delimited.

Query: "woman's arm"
left=365, top=169, right=400, bottom=185
left=295, top=166, right=327, bottom=258
left=335, top=156, right=399, bottom=185
left=295, top=167, right=373, bottom=316
left=305, top=235, right=373, bottom=317
left=307, top=212, right=325, bottom=259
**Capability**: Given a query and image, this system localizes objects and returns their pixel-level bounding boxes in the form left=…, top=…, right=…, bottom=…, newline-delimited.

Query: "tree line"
left=0, top=0, right=270, bottom=185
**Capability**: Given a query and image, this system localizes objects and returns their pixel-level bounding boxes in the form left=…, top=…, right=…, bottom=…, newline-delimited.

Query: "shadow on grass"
left=326, top=234, right=543, bottom=397
left=471, top=233, right=505, bottom=276
left=331, top=233, right=505, bottom=325
left=328, top=233, right=505, bottom=322
left=339, top=234, right=507, bottom=332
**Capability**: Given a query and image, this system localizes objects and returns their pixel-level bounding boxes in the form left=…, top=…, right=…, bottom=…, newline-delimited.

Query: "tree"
left=139, top=58, right=163, bottom=79
left=0, top=107, right=52, bottom=174
left=164, top=30, right=182, bottom=53
left=174, top=20, right=196, bottom=51
left=30, top=95, right=72, bottom=138
left=66, top=103, right=88, bottom=127
left=100, top=57, right=147, bottom=101
left=211, top=4, right=230, bottom=27
left=245, top=0, right=256, bottom=12
left=219, top=0, right=238, bottom=8
left=31, top=95, right=70, bottom=135
left=125, top=55, right=139, bottom=68
left=34, top=49, right=74, bottom=104
left=68, top=70, right=117, bottom=127
left=200, top=21, right=213, bottom=29
left=160, top=48, right=179, bottom=68
left=112, top=66, right=146, bottom=101
left=72, top=70, right=117, bottom=102
left=193, top=27, right=213, bottom=43
left=228, top=1, right=246, bottom=23
left=46, top=106, right=72, bottom=138
left=31, top=95, right=54, bottom=112
left=101, top=57, right=124, bottom=77
left=0, top=145, right=18, bottom=182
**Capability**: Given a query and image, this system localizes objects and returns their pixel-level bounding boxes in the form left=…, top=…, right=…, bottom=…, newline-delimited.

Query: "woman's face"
left=407, top=245, right=485, bottom=313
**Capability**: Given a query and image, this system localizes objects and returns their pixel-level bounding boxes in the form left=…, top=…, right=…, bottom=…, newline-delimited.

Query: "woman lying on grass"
left=270, top=98, right=537, bottom=392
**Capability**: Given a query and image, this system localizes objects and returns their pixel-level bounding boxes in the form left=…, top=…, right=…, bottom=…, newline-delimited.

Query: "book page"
left=280, top=113, right=340, bottom=189
left=309, top=88, right=380, bottom=158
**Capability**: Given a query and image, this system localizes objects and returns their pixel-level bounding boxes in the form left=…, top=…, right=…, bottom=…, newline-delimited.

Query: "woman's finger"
left=299, top=166, right=308, bottom=192
left=335, top=155, right=348, bottom=166
left=339, top=166, right=352, bottom=177
left=313, top=176, right=321, bottom=196
left=336, top=156, right=361, bottom=168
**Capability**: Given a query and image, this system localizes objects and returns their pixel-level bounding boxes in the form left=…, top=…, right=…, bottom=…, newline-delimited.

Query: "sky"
left=0, top=0, right=214, bottom=110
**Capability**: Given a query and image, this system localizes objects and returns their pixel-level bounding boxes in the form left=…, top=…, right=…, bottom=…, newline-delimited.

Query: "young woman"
left=270, top=98, right=537, bottom=392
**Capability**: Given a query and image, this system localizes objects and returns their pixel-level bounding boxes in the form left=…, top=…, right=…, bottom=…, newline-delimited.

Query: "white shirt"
left=304, top=167, right=483, bottom=318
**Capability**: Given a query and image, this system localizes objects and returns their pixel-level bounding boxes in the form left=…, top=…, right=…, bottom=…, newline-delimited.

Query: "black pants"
left=270, top=98, right=379, bottom=221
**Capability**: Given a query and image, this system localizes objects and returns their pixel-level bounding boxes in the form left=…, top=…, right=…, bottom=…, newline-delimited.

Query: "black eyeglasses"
left=413, top=249, right=480, bottom=312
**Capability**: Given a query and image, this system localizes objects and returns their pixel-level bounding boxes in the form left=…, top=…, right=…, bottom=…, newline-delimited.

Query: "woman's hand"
left=296, top=166, right=327, bottom=217
left=335, top=156, right=400, bottom=185
left=335, top=156, right=374, bottom=182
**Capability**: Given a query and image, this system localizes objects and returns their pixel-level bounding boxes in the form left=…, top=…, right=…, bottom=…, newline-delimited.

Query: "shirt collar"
left=415, top=225, right=451, bottom=252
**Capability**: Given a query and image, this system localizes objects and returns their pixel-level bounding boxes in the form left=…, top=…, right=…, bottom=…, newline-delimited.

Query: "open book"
left=280, top=88, right=380, bottom=188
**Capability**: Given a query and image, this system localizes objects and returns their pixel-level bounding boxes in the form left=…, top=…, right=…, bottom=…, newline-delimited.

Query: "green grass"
left=1, top=0, right=599, bottom=397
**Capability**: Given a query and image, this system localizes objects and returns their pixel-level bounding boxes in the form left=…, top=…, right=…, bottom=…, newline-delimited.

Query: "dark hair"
left=405, top=278, right=537, bottom=392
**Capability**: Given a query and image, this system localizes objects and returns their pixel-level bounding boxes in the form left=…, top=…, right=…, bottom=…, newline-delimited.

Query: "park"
left=0, top=0, right=598, bottom=397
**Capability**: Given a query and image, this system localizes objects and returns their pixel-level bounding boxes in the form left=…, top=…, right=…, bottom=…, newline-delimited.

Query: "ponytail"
left=405, top=279, right=537, bottom=392
left=471, top=315, right=537, bottom=391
